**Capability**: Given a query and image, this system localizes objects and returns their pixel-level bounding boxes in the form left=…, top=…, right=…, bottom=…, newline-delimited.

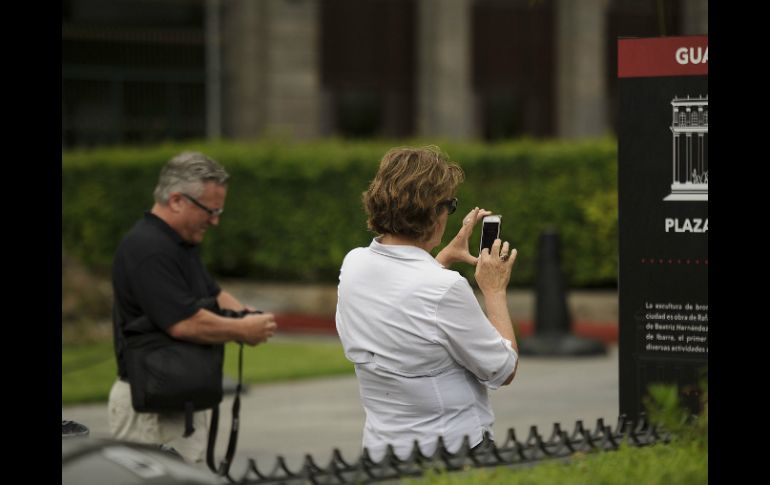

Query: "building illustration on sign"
left=664, top=95, right=708, bottom=201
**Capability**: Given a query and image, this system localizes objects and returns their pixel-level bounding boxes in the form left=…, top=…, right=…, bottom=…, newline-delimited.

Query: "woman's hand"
left=435, top=207, right=492, bottom=267
left=475, top=239, right=517, bottom=296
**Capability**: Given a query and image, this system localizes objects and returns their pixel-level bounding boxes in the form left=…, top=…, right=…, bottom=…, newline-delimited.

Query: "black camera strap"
left=206, top=307, right=262, bottom=480
left=206, top=341, right=243, bottom=479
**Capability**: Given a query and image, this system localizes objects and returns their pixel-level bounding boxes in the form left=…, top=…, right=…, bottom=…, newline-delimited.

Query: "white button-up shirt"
left=336, top=238, right=518, bottom=460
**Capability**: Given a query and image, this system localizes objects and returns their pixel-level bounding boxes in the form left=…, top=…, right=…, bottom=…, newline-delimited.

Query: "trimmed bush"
left=62, top=138, right=618, bottom=287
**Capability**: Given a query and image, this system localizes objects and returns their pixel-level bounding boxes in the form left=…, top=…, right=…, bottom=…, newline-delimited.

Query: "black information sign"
left=617, top=36, right=708, bottom=419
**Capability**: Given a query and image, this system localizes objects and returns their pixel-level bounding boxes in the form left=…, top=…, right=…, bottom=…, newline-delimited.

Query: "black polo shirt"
left=111, top=212, right=221, bottom=379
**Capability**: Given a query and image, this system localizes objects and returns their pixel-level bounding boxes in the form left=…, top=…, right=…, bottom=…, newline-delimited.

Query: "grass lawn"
left=404, top=440, right=707, bottom=485
left=403, top=382, right=708, bottom=485
left=62, top=337, right=354, bottom=406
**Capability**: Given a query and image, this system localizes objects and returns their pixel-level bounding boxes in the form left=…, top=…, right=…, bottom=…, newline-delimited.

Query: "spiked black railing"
left=215, top=414, right=669, bottom=484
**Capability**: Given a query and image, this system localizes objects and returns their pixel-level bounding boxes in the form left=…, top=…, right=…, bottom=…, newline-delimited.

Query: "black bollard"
left=518, top=229, right=606, bottom=356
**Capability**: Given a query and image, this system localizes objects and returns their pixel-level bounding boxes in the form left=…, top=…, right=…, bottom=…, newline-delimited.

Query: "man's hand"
left=435, top=207, right=492, bottom=267
left=240, top=313, right=278, bottom=346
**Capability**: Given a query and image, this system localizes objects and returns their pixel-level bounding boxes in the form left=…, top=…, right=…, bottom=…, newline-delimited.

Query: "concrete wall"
left=416, top=0, right=476, bottom=139
left=682, top=0, right=708, bottom=35
left=220, top=281, right=619, bottom=324
left=222, top=0, right=321, bottom=139
left=219, top=0, right=705, bottom=141
left=555, top=0, right=609, bottom=139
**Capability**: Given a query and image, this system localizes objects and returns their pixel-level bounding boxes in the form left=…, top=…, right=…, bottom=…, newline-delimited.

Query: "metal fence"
left=217, top=414, right=668, bottom=484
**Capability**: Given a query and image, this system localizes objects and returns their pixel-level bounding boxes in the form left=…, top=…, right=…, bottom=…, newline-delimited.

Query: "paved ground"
left=62, top=336, right=619, bottom=474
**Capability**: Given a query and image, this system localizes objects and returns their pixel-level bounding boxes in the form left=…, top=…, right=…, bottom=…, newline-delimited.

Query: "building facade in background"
left=62, top=0, right=707, bottom=148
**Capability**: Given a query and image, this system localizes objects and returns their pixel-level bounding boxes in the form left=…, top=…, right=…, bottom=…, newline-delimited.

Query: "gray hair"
left=153, top=151, right=230, bottom=203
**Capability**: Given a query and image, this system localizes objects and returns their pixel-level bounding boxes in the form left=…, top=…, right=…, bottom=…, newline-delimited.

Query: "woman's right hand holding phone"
left=476, top=238, right=518, bottom=346
left=475, top=238, right=517, bottom=296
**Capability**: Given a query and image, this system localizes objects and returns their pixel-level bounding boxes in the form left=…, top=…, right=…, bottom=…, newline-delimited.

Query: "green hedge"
left=62, top=138, right=618, bottom=287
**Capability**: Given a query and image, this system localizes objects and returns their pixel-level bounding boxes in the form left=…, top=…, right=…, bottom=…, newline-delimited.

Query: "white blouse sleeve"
left=434, top=278, right=518, bottom=389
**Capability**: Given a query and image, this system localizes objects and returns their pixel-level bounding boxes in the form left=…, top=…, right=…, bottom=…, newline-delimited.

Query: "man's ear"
left=168, top=193, right=184, bottom=213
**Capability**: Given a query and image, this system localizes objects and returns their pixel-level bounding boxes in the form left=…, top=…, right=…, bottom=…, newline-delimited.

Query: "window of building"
left=472, top=0, right=555, bottom=139
left=62, top=0, right=206, bottom=148
left=320, top=0, right=415, bottom=138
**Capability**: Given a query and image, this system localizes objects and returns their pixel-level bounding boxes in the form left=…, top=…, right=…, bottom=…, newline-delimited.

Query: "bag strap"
left=206, top=341, right=244, bottom=478
left=184, top=402, right=195, bottom=437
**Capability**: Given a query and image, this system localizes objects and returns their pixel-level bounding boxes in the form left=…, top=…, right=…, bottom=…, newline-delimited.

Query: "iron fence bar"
left=224, top=416, right=673, bottom=484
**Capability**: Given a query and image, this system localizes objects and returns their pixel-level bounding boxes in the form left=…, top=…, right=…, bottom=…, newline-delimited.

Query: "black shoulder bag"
left=123, top=315, right=223, bottom=437
left=122, top=300, right=256, bottom=477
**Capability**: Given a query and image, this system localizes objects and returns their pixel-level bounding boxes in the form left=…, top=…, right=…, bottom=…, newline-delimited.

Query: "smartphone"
left=479, top=215, right=502, bottom=255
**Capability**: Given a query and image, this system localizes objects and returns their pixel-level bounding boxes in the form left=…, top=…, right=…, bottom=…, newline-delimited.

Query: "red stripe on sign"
left=618, top=36, right=708, bottom=78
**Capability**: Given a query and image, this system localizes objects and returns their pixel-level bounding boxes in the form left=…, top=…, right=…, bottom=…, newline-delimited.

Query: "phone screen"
left=479, top=220, right=501, bottom=255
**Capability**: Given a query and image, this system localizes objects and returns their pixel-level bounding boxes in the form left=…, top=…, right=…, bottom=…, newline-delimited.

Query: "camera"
left=195, top=297, right=262, bottom=318
left=219, top=308, right=262, bottom=318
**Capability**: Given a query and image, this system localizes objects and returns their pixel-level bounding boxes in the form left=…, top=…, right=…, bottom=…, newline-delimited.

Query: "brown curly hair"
left=363, top=146, right=465, bottom=241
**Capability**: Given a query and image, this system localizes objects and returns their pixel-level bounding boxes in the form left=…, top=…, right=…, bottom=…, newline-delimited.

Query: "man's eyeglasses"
left=181, top=193, right=224, bottom=218
left=437, top=197, right=458, bottom=215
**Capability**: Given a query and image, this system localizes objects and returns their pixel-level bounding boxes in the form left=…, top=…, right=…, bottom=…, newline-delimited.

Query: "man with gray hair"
left=108, top=151, right=277, bottom=463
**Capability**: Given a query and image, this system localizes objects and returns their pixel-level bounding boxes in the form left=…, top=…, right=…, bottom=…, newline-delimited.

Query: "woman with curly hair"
left=336, top=145, right=519, bottom=460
